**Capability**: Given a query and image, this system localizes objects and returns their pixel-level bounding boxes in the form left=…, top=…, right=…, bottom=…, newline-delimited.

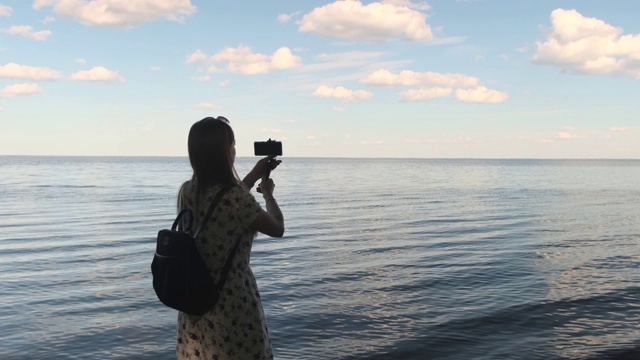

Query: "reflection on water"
left=0, top=157, right=639, bottom=359
left=538, top=191, right=640, bottom=360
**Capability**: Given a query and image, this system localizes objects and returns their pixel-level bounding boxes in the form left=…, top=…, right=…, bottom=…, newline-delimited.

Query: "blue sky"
left=0, top=0, right=638, bottom=158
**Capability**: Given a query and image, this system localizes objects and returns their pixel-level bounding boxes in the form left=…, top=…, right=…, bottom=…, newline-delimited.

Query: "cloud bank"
left=312, top=85, right=373, bottom=102
left=533, top=9, right=640, bottom=79
left=299, top=0, right=433, bottom=42
left=362, top=69, right=507, bottom=103
left=196, top=102, right=217, bottom=110
left=1, top=83, right=42, bottom=97
left=0, top=63, right=62, bottom=80
left=455, top=86, right=508, bottom=103
left=3, top=25, right=52, bottom=41
left=32, top=0, right=196, bottom=28
left=0, top=4, right=12, bottom=16
left=70, top=66, right=124, bottom=82
left=187, top=46, right=302, bottom=75
left=362, top=69, right=479, bottom=87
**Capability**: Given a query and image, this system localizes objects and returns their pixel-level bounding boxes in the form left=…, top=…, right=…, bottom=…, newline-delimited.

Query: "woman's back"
left=176, top=180, right=273, bottom=360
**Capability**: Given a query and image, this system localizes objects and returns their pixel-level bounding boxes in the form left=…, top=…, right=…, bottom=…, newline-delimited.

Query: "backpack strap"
left=172, top=209, right=193, bottom=232
left=193, top=184, right=233, bottom=239
left=214, top=233, right=243, bottom=297
left=191, top=184, right=244, bottom=306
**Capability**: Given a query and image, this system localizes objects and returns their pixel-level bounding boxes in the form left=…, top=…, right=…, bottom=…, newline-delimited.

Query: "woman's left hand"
left=245, top=156, right=281, bottom=187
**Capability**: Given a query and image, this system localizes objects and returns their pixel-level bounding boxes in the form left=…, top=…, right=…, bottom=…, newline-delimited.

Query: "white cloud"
left=211, top=46, right=270, bottom=74
left=196, top=102, right=217, bottom=110
left=75, top=58, right=87, bottom=65
left=186, top=49, right=207, bottom=64
left=271, top=47, right=301, bottom=70
left=0, top=5, right=12, bottom=17
left=362, top=69, right=479, bottom=87
left=361, top=68, right=507, bottom=104
left=312, top=85, right=373, bottom=102
left=455, top=86, right=508, bottom=103
left=1, top=83, right=41, bottom=97
left=556, top=132, right=573, bottom=139
left=555, top=129, right=578, bottom=140
left=149, top=66, right=161, bottom=71
left=219, top=79, right=230, bottom=87
left=32, top=0, right=196, bottom=28
left=206, top=64, right=221, bottom=73
left=543, top=127, right=631, bottom=143
left=3, top=25, right=52, bottom=41
left=333, top=106, right=345, bottom=112
left=400, top=87, right=452, bottom=101
left=0, top=63, right=62, bottom=80
left=70, top=66, right=124, bottom=82
left=298, top=0, right=433, bottom=42
left=43, top=15, right=55, bottom=24
left=194, top=45, right=302, bottom=75
left=533, top=9, right=640, bottom=78
left=277, top=14, right=291, bottom=24
left=277, top=11, right=301, bottom=24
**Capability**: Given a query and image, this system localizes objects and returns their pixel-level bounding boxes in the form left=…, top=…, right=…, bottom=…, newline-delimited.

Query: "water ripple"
left=1, top=157, right=639, bottom=359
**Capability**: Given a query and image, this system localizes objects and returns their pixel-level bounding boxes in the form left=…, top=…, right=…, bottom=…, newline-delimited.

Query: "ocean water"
left=1, top=156, right=639, bottom=360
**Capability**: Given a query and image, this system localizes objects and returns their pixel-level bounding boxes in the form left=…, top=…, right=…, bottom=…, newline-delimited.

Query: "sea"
left=0, top=156, right=639, bottom=360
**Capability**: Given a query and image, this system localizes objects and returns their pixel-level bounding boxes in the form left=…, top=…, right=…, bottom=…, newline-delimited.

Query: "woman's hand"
left=253, top=177, right=284, bottom=237
left=251, top=160, right=284, bottom=237
left=244, top=156, right=281, bottom=188
left=258, top=177, right=275, bottom=198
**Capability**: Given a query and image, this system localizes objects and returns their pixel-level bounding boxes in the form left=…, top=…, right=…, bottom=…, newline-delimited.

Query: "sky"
left=0, top=0, right=639, bottom=159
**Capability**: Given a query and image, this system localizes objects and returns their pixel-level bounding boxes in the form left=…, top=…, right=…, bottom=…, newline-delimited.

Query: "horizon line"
left=1, top=154, right=639, bottom=161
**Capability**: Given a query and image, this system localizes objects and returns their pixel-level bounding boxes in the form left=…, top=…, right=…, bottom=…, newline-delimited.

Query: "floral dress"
left=176, top=181, right=273, bottom=360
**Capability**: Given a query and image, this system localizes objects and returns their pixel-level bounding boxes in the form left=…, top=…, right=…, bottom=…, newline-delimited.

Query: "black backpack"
left=151, top=185, right=241, bottom=316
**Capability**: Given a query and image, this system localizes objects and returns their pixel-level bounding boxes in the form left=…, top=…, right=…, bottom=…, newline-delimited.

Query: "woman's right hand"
left=254, top=177, right=284, bottom=237
left=257, top=178, right=275, bottom=198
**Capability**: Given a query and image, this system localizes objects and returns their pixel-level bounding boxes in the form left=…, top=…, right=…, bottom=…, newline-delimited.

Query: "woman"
left=176, top=116, right=284, bottom=359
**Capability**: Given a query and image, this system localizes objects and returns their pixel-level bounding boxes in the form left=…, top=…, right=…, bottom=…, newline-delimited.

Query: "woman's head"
left=188, top=116, right=238, bottom=188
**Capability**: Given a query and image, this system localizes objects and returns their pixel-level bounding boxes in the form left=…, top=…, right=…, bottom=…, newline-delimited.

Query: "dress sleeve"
left=228, top=186, right=262, bottom=231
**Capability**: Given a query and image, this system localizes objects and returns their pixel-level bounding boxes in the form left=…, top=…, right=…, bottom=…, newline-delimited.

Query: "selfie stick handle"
left=263, top=157, right=273, bottom=181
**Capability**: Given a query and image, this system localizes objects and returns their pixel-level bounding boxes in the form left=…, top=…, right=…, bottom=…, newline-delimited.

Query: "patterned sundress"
left=176, top=181, right=273, bottom=360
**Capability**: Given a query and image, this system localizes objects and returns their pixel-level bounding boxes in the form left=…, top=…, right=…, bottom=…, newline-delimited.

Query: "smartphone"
left=254, top=139, right=282, bottom=156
